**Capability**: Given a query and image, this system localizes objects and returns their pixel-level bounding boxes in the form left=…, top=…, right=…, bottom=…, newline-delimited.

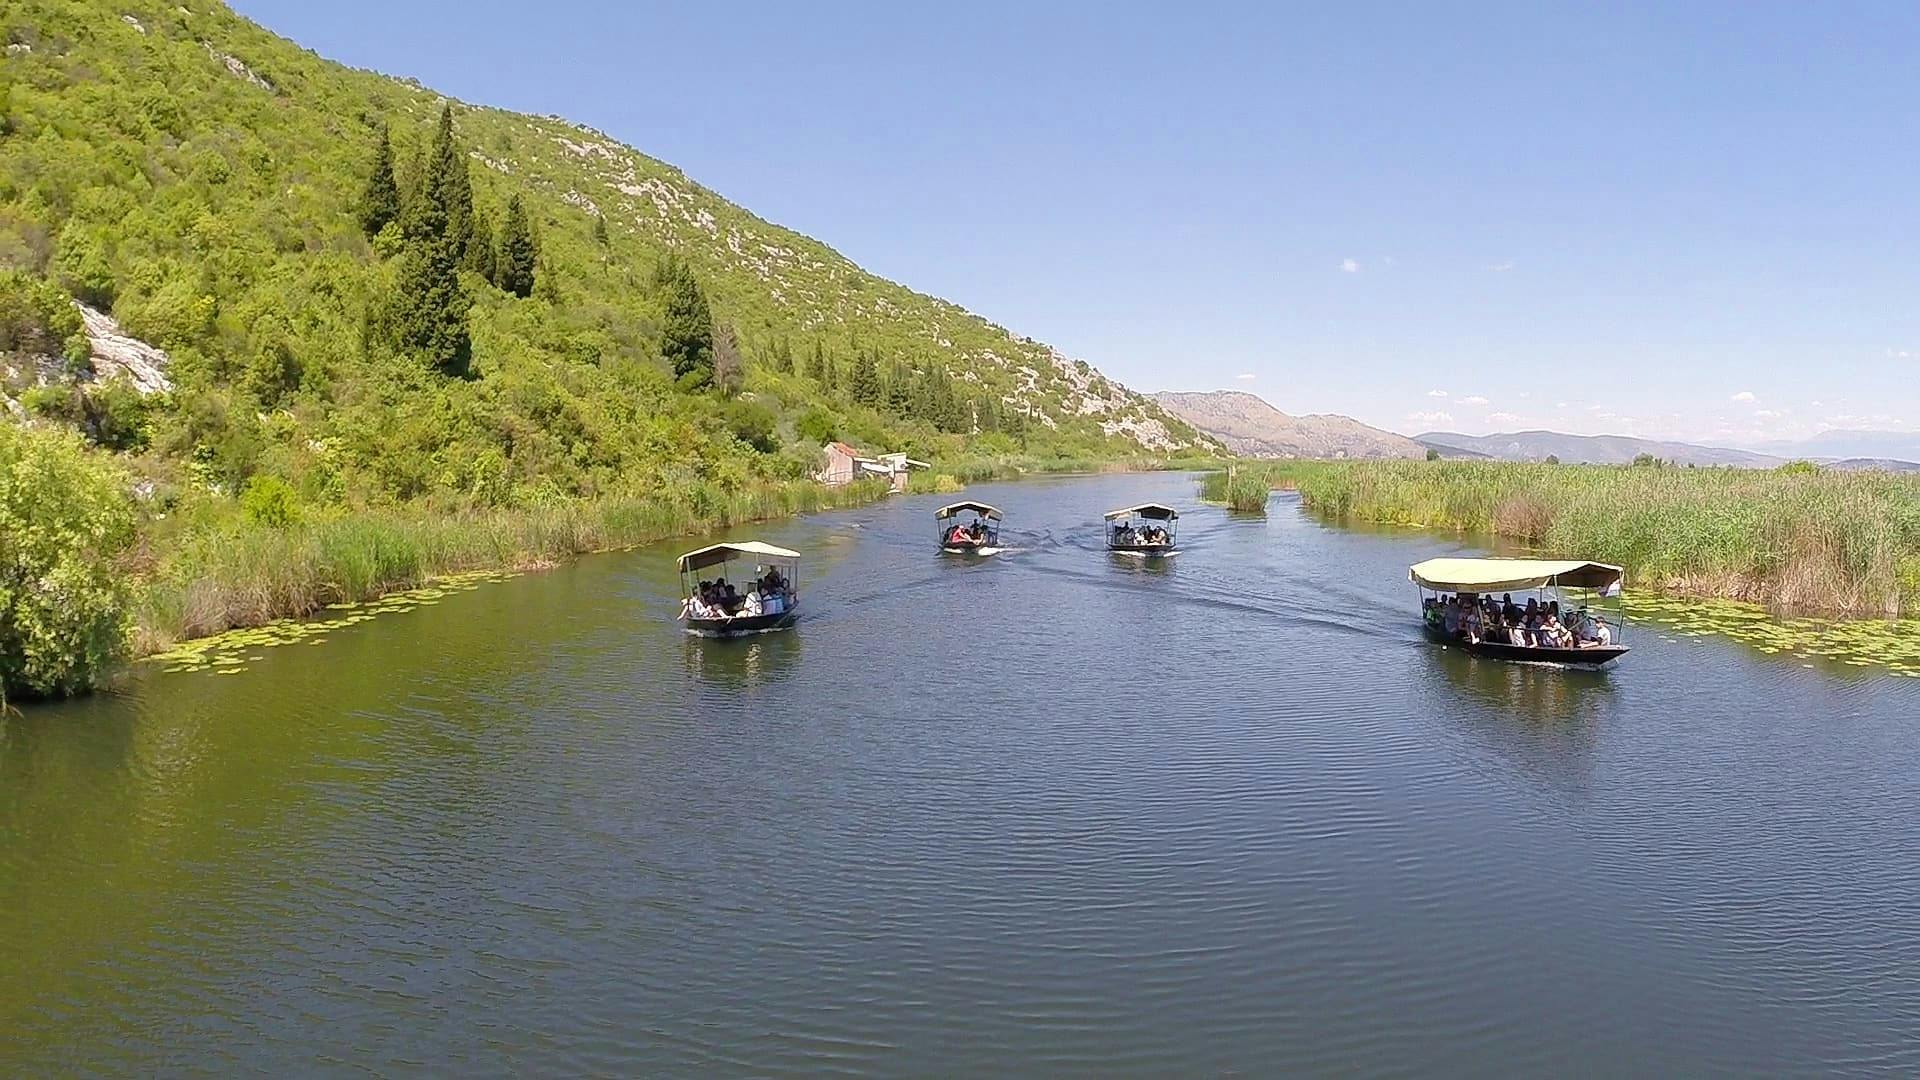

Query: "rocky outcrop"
left=75, top=303, right=171, bottom=394
left=1154, top=390, right=1425, bottom=460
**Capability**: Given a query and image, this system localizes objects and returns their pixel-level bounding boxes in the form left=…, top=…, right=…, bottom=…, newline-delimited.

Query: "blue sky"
left=233, top=0, right=1920, bottom=444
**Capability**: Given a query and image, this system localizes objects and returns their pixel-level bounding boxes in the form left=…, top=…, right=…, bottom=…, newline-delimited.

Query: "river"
left=4, top=472, right=1918, bottom=1075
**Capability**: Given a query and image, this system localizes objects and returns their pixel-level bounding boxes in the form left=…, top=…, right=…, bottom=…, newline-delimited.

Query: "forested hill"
left=1, top=0, right=1207, bottom=512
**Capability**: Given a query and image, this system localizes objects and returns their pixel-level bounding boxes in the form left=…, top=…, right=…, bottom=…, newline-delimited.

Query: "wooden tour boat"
left=677, top=541, right=801, bottom=637
left=1104, top=503, right=1180, bottom=558
left=935, top=501, right=1004, bottom=556
left=1410, top=557, right=1630, bottom=668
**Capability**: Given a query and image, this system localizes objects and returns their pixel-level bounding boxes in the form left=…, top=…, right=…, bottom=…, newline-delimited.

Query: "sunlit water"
left=5, top=473, right=1918, bottom=1075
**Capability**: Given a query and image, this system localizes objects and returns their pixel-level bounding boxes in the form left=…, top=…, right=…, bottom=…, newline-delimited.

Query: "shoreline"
left=1228, top=460, right=1920, bottom=619
left=129, top=454, right=1222, bottom=665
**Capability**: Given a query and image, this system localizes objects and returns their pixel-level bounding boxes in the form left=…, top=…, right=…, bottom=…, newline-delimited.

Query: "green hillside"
left=0, top=0, right=1213, bottom=695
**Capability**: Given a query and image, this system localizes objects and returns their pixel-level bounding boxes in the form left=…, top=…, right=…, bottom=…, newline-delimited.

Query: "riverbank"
left=134, top=450, right=1220, bottom=658
left=909, top=452, right=1226, bottom=493
left=1233, top=460, right=1920, bottom=616
left=129, top=477, right=892, bottom=658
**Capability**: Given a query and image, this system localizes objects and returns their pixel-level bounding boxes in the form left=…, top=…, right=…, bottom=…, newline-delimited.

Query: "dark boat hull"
left=1422, top=624, right=1628, bottom=667
left=684, top=608, right=798, bottom=638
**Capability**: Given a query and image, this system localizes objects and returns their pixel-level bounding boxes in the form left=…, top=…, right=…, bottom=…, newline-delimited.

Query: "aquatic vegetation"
left=1625, top=594, right=1920, bottom=676
left=1234, top=460, right=1920, bottom=616
left=1200, top=469, right=1273, bottom=513
left=144, top=569, right=519, bottom=676
left=131, top=480, right=887, bottom=657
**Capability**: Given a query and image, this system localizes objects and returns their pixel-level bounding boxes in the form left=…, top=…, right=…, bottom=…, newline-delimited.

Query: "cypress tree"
left=496, top=194, right=537, bottom=297
left=358, top=122, right=400, bottom=238
left=808, top=341, right=828, bottom=386
left=593, top=214, right=610, bottom=246
left=657, top=257, right=713, bottom=388
left=387, top=105, right=470, bottom=377
left=467, top=208, right=495, bottom=282
left=848, top=348, right=880, bottom=406
left=886, top=360, right=912, bottom=413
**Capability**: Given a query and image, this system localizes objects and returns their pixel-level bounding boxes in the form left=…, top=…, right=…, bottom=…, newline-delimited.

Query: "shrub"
left=722, top=399, right=779, bottom=453
left=241, top=474, right=302, bottom=528
left=0, top=424, right=135, bottom=700
left=796, top=406, right=838, bottom=444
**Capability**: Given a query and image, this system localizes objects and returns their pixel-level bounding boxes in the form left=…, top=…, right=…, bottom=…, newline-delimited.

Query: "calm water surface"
left=4, top=473, right=1919, bottom=1075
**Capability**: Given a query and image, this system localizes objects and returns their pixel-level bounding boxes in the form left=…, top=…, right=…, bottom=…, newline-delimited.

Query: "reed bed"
left=1234, top=460, right=1920, bottom=616
left=131, top=478, right=889, bottom=655
left=1200, top=468, right=1275, bottom=512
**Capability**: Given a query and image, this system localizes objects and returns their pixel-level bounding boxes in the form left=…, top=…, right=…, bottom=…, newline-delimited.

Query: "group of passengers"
left=1423, top=593, right=1613, bottom=649
left=944, top=520, right=994, bottom=547
left=684, top=567, right=794, bottom=620
left=1110, top=523, right=1172, bottom=547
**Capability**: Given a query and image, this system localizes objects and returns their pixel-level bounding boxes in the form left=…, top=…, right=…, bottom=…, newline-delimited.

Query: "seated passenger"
left=1442, top=597, right=1462, bottom=637
left=1539, top=613, right=1568, bottom=648
left=742, top=587, right=764, bottom=617
left=1502, top=594, right=1522, bottom=623
left=1574, top=610, right=1610, bottom=646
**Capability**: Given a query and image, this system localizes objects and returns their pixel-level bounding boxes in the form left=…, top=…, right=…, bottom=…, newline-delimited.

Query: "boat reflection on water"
left=1420, top=646, right=1611, bottom=792
left=679, top=631, right=805, bottom=688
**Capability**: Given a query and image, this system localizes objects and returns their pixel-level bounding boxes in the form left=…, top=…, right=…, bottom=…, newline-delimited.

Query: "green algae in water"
left=1627, top=594, right=1920, bottom=674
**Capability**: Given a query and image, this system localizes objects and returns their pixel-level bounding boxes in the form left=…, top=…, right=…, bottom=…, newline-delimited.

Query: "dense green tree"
left=0, top=424, right=134, bottom=701
left=848, top=348, right=881, bottom=406
left=358, top=122, right=400, bottom=238
left=496, top=194, right=537, bottom=297
left=592, top=214, right=609, bottom=246
left=467, top=207, right=495, bottom=282
left=807, top=341, right=830, bottom=387
left=387, top=105, right=471, bottom=377
left=885, top=359, right=912, bottom=413
left=657, top=256, right=714, bottom=388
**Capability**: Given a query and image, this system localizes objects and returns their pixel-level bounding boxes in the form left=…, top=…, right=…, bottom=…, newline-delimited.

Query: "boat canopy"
left=934, top=501, right=1002, bottom=521
left=677, top=540, right=801, bottom=574
left=1409, top=557, right=1624, bottom=593
left=1103, top=503, right=1179, bottom=521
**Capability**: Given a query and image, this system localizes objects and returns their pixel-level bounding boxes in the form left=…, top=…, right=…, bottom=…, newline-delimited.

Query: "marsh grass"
left=132, top=478, right=888, bottom=655
left=1232, top=460, right=1920, bottom=615
left=1200, top=468, right=1274, bottom=512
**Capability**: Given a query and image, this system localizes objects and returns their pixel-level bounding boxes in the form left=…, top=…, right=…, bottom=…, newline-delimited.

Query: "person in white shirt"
left=742, top=588, right=764, bottom=617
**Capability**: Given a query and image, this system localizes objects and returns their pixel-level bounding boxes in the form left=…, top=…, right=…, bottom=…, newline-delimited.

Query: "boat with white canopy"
left=935, top=501, right=1003, bottom=556
left=1104, top=503, right=1179, bottom=558
left=677, top=541, right=800, bottom=636
left=1409, top=557, right=1629, bottom=667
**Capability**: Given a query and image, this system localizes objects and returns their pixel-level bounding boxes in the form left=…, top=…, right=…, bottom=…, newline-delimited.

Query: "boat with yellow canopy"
left=1409, top=557, right=1629, bottom=667
left=677, top=541, right=800, bottom=637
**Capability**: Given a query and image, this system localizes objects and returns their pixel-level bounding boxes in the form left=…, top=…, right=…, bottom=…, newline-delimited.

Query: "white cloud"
left=1488, top=260, right=1515, bottom=272
left=1755, top=409, right=1779, bottom=419
left=1235, top=372, right=1257, bottom=381
left=1555, top=402, right=1569, bottom=409
left=1488, top=411, right=1522, bottom=424
left=1731, top=391, right=1756, bottom=403
left=1406, top=410, right=1454, bottom=426
left=1459, top=395, right=1490, bottom=406
left=1427, top=389, right=1449, bottom=398
left=1339, top=257, right=1360, bottom=274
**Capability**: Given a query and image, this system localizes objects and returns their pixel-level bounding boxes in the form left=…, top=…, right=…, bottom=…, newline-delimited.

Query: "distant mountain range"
left=1152, top=391, right=1424, bottom=460
left=1415, top=430, right=1784, bottom=468
left=1747, top=430, right=1920, bottom=463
